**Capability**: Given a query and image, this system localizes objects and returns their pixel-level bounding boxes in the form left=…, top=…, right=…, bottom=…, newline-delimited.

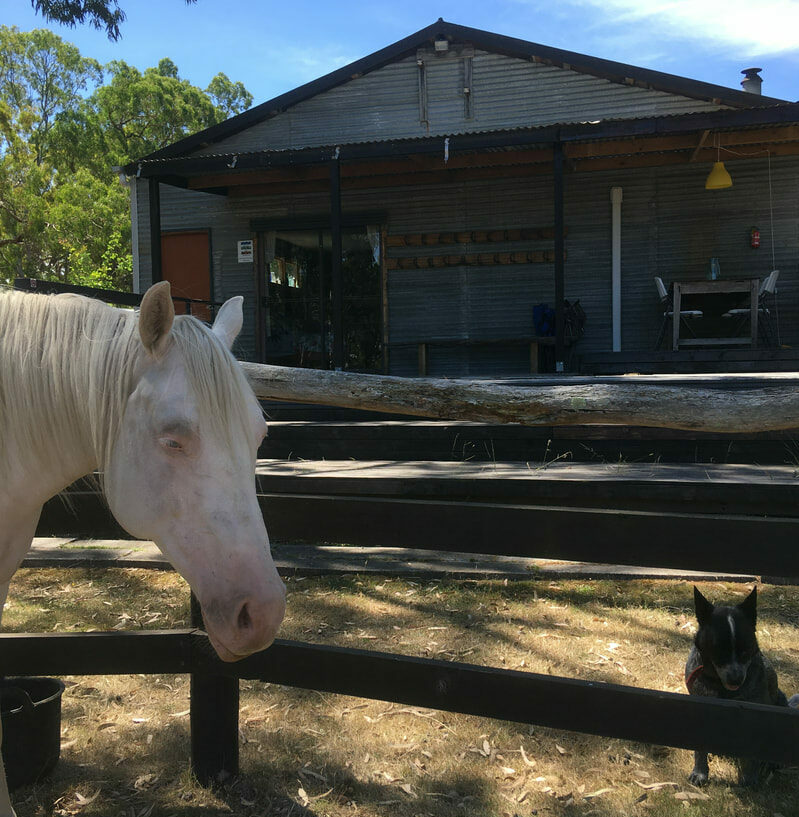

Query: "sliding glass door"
left=260, top=226, right=382, bottom=372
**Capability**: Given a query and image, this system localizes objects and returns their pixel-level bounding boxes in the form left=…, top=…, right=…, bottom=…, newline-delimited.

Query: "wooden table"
left=671, top=278, right=759, bottom=351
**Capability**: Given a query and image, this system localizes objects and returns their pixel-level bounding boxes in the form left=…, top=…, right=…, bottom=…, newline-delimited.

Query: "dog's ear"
left=694, top=586, right=714, bottom=625
left=738, top=586, right=757, bottom=627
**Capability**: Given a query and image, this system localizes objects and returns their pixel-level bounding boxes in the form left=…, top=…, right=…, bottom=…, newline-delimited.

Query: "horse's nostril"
left=237, top=602, right=252, bottom=631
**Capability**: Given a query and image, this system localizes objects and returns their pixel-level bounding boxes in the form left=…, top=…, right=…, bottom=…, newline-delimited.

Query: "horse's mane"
left=0, top=288, right=254, bottom=477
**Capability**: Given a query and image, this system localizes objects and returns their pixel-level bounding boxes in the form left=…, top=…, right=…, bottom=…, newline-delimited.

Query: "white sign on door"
left=237, top=239, right=253, bottom=263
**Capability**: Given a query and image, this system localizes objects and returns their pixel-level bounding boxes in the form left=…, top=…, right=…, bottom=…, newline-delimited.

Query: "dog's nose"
left=720, top=664, right=746, bottom=690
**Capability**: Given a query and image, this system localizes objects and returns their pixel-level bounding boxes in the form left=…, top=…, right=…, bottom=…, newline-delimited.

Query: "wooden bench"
left=394, top=336, right=558, bottom=375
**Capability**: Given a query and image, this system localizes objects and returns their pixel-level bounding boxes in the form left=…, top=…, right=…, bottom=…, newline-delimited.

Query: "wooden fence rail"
left=242, top=364, right=799, bottom=433
left=37, top=489, right=799, bottom=577
left=2, top=631, right=799, bottom=770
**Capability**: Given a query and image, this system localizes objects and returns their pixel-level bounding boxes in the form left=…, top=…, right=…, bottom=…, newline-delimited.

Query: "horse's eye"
left=160, top=438, right=183, bottom=451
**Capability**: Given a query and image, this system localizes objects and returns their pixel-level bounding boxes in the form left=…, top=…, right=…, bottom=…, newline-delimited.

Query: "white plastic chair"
left=722, top=270, right=779, bottom=346
left=654, top=276, right=703, bottom=349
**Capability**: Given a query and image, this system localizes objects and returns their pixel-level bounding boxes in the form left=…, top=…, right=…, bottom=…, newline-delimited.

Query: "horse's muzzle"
left=203, top=581, right=287, bottom=662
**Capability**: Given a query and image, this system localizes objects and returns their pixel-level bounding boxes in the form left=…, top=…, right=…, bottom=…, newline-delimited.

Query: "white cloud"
left=566, top=0, right=799, bottom=56
left=281, top=46, right=358, bottom=82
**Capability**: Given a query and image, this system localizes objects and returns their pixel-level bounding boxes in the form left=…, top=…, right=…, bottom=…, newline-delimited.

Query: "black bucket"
left=0, top=677, right=65, bottom=791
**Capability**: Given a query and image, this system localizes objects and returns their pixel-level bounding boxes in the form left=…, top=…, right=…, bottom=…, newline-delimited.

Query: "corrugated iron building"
left=127, top=20, right=799, bottom=375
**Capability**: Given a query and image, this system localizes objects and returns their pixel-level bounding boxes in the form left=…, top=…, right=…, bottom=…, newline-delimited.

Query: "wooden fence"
left=6, top=287, right=799, bottom=783
left=13, top=277, right=223, bottom=317
left=15, top=367, right=799, bottom=784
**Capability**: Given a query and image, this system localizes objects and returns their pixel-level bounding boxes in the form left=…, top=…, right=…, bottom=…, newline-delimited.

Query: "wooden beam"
left=330, top=158, right=343, bottom=369
left=242, top=363, right=799, bottom=433
left=201, top=137, right=799, bottom=198
left=190, top=595, right=239, bottom=784
left=227, top=180, right=329, bottom=197
left=0, top=630, right=194, bottom=676
left=148, top=178, right=162, bottom=283
left=3, top=631, right=798, bottom=766
left=227, top=163, right=556, bottom=198
left=339, top=148, right=552, bottom=176
left=697, top=141, right=799, bottom=161
left=238, top=640, right=799, bottom=766
left=572, top=152, right=694, bottom=173
left=553, top=141, right=565, bottom=371
left=719, top=124, right=799, bottom=146
left=37, top=482, right=799, bottom=575
left=690, top=129, right=711, bottom=162
left=439, top=146, right=553, bottom=169
left=189, top=148, right=555, bottom=191
left=258, top=493, right=799, bottom=576
left=566, top=133, right=700, bottom=159
left=566, top=126, right=799, bottom=162
left=188, top=165, right=329, bottom=189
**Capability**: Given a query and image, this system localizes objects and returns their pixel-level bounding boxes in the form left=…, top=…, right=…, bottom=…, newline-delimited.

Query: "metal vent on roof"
left=741, top=68, right=763, bottom=95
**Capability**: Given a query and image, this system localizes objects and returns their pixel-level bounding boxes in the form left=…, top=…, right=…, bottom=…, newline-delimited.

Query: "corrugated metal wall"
left=138, top=154, right=798, bottom=375
left=194, top=50, right=724, bottom=156
left=382, top=176, right=562, bottom=376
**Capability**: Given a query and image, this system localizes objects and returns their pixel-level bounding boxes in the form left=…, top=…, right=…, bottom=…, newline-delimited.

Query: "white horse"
left=0, top=281, right=286, bottom=816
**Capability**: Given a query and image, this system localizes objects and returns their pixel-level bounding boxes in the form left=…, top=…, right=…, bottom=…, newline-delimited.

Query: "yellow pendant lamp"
left=705, top=135, right=732, bottom=189
left=705, top=161, right=733, bottom=189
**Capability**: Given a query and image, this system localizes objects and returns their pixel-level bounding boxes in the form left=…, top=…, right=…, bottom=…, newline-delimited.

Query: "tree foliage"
left=30, top=0, right=197, bottom=42
left=0, top=26, right=101, bottom=162
left=206, top=72, right=253, bottom=119
left=59, top=59, right=221, bottom=169
left=0, top=25, right=252, bottom=289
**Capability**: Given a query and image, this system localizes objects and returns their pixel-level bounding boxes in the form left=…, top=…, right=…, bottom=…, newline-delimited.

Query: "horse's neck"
left=0, top=293, right=136, bottom=509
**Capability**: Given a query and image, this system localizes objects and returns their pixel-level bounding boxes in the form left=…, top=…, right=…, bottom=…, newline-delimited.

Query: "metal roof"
left=125, top=19, right=790, bottom=174
left=127, top=102, right=799, bottom=180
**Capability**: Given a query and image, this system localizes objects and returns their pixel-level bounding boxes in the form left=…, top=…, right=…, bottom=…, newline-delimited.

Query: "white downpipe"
left=610, top=186, right=623, bottom=352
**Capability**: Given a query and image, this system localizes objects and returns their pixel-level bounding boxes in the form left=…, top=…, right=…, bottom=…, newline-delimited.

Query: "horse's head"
left=105, top=282, right=286, bottom=661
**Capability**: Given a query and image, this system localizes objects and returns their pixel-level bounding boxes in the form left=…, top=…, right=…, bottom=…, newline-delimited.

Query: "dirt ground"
left=4, top=568, right=799, bottom=817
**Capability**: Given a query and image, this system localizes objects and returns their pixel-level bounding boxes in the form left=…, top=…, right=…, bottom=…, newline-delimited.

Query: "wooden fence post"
left=190, top=594, right=239, bottom=784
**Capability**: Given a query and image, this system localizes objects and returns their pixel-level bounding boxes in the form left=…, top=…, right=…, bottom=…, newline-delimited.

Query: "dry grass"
left=4, top=568, right=799, bottom=817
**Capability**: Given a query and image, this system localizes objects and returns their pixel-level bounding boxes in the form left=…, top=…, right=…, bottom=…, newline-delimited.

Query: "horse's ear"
left=212, top=296, right=243, bottom=350
left=139, top=281, right=174, bottom=358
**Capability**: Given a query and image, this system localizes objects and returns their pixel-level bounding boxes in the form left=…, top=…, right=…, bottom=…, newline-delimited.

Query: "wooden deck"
left=38, top=458, right=799, bottom=578
left=24, top=537, right=756, bottom=582
left=260, top=416, right=799, bottom=464
left=255, top=459, right=799, bottom=515
left=256, top=458, right=799, bottom=483
left=578, top=349, right=799, bottom=375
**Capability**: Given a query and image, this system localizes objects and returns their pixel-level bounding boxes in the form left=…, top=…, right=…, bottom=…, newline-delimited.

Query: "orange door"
left=161, top=230, right=211, bottom=321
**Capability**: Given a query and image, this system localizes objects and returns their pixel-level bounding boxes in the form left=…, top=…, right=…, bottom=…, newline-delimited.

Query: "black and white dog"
left=685, top=585, right=789, bottom=786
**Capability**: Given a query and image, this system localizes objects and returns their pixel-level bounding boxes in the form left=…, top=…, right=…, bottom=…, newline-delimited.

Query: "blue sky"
left=5, top=0, right=799, bottom=104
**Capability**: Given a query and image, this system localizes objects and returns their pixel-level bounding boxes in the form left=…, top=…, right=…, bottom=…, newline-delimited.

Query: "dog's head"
left=693, top=585, right=759, bottom=692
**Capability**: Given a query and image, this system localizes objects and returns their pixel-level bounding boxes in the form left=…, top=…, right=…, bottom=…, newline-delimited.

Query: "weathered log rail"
left=242, top=364, right=799, bottom=433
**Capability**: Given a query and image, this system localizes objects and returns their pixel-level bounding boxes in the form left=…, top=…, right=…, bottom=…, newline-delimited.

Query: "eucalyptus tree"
left=0, top=27, right=253, bottom=288
left=0, top=26, right=103, bottom=280
left=29, top=0, right=197, bottom=41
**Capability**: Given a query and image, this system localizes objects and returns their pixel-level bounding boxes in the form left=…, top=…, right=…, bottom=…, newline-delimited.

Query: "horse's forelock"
left=0, top=291, right=256, bottom=480
left=168, top=314, right=257, bottom=448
